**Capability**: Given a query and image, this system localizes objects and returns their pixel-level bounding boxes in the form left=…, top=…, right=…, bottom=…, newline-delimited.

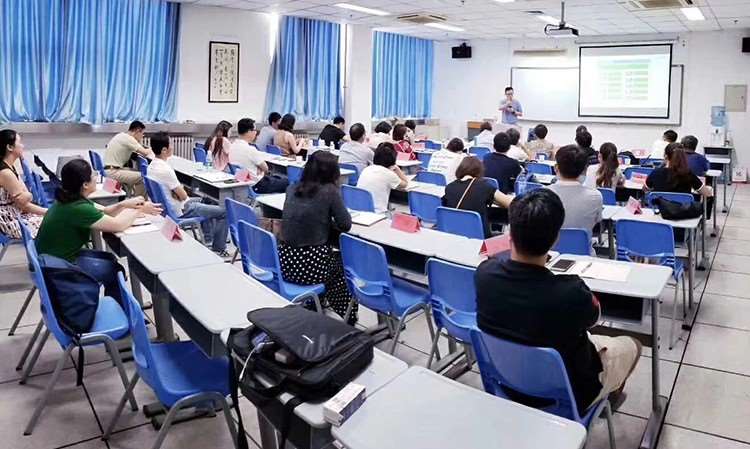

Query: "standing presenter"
left=499, top=86, right=523, bottom=125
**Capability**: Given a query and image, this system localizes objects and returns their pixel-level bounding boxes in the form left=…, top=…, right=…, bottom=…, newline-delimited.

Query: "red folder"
left=391, top=213, right=421, bottom=233
left=103, top=177, right=121, bottom=193
left=480, top=234, right=511, bottom=257
left=235, top=168, right=254, bottom=183
left=160, top=217, right=183, bottom=241
left=396, top=152, right=411, bottom=161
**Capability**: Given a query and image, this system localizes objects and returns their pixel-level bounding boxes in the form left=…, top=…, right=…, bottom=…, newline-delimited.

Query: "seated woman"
left=0, top=129, right=46, bottom=239
left=204, top=120, right=233, bottom=172
left=279, top=151, right=355, bottom=322
left=442, top=157, right=512, bottom=238
left=584, top=142, right=625, bottom=189
left=646, top=143, right=713, bottom=197
left=35, top=159, right=161, bottom=302
left=392, top=124, right=416, bottom=161
left=357, top=143, right=409, bottom=214
left=273, top=114, right=307, bottom=158
left=427, top=137, right=467, bottom=184
left=366, top=121, right=392, bottom=150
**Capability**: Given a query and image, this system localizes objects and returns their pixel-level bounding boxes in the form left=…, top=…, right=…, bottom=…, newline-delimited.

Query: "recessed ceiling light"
left=493, top=0, right=515, bottom=3
left=334, top=3, right=389, bottom=16
left=536, top=15, right=560, bottom=25
left=681, top=7, right=705, bottom=21
left=424, top=22, right=465, bottom=32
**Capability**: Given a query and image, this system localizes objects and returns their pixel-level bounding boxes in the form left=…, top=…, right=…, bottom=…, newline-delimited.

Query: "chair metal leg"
left=24, top=345, right=74, bottom=435
left=20, top=329, right=50, bottom=384
left=604, top=401, right=617, bottom=449
left=389, top=315, right=409, bottom=355
left=104, top=339, right=138, bottom=411
left=8, top=286, right=37, bottom=336
left=16, top=319, right=44, bottom=371
left=217, top=396, right=240, bottom=449
left=0, top=243, right=8, bottom=264
left=669, top=275, right=682, bottom=350
left=426, top=328, right=442, bottom=369
left=343, top=298, right=356, bottom=324
left=231, top=248, right=239, bottom=264
left=103, top=373, right=140, bottom=440
left=422, top=305, right=441, bottom=361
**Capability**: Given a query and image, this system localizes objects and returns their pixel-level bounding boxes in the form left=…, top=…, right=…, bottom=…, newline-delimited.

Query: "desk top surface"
left=120, top=230, right=223, bottom=274
left=612, top=207, right=701, bottom=229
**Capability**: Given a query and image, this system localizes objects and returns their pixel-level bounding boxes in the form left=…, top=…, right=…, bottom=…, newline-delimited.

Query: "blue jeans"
left=181, top=199, right=228, bottom=252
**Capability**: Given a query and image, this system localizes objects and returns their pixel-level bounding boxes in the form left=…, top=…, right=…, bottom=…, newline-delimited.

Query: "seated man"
left=318, top=116, right=347, bottom=149
left=103, top=120, right=154, bottom=197
left=229, top=118, right=288, bottom=194
left=649, top=129, right=677, bottom=161
left=338, top=123, right=374, bottom=174
left=475, top=189, right=641, bottom=414
left=547, top=145, right=603, bottom=236
left=681, top=135, right=709, bottom=176
left=474, top=121, right=495, bottom=149
left=147, top=132, right=230, bottom=257
left=483, top=132, right=521, bottom=194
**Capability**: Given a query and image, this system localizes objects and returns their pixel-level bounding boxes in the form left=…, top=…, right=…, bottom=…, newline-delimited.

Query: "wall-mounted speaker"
left=451, top=43, right=472, bottom=59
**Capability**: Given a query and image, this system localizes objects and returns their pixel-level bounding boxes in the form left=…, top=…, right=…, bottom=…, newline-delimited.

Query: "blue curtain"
left=265, top=16, right=342, bottom=120
left=0, top=0, right=179, bottom=123
left=372, top=32, right=433, bottom=119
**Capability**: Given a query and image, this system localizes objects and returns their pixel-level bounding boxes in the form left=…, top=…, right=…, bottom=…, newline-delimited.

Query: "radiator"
left=143, top=135, right=195, bottom=160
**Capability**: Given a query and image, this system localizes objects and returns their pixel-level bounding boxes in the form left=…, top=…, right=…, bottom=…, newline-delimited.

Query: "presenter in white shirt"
left=499, top=86, right=523, bottom=125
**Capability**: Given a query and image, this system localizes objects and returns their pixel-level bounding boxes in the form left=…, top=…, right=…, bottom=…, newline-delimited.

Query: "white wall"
left=432, top=31, right=750, bottom=167
left=176, top=4, right=274, bottom=125
left=343, top=24, right=373, bottom=132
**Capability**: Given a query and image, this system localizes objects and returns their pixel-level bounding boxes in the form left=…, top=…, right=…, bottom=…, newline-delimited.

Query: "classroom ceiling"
left=173, top=0, right=750, bottom=40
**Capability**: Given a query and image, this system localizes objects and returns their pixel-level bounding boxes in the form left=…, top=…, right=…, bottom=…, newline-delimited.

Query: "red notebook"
left=391, top=213, right=421, bottom=233
left=160, top=217, right=183, bottom=241
left=480, top=234, right=511, bottom=257
left=102, top=177, right=121, bottom=193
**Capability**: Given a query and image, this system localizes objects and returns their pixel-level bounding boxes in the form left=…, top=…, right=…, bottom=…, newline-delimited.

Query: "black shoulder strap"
left=227, top=329, right=250, bottom=449
left=279, top=396, right=305, bottom=449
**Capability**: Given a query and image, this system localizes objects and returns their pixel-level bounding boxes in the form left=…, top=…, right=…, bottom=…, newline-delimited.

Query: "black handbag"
left=654, top=197, right=703, bottom=220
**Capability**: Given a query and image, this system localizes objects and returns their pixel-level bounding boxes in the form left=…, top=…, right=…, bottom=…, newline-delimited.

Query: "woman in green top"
left=35, top=159, right=161, bottom=302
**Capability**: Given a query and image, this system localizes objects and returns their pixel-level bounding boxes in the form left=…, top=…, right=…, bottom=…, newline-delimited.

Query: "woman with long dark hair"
left=278, top=151, right=355, bottom=322
left=645, top=143, right=712, bottom=197
left=584, top=142, right=624, bottom=188
left=204, top=120, right=232, bottom=171
left=0, top=129, right=46, bottom=238
left=273, top=114, right=307, bottom=157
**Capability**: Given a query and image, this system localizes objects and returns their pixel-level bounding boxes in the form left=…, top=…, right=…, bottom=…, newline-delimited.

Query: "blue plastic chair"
left=144, top=176, right=207, bottom=240
left=236, top=221, right=324, bottom=309
left=618, top=155, right=631, bottom=165
left=342, top=185, right=376, bottom=212
left=623, top=166, right=654, bottom=180
left=482, top=177, right=500, bottom=190
left=408, top=191, right=441, bottom=224
left=645, top=191, right=695, bottom=208
left=30, top=172, right=51, bottom=208
left=616, top=219, right=685, bottom=349
left=469, top=146, right=491, bottom=160
left=103, top=274, right=238, bottom=449
left=287, top=165, right=304, bottom=185
left=88, top=150, right=106, bottom=179
left=2, top=227, right=30, bottom=337
left=598, top=187, right=617, bottom=206
left=640, top=158, right=664, bottom=168
left=225, top=198, right=258, bottom=265
left=226, top=163, right=239, bottom=175
left=416, top=151, right=432, bottom=169
left=339, top=234, right=436, bottom=355
left=266, top=144, right=283, bottom=156
left=426, top=258, right=478, bottom=368
left=534, top=152, right=550, bottom=161
left=338, top=163, right=360, bottom=185
left=19, top=221, right=135, bottom=435
left=514, top=179, right=543, bottom=196
left=553, top=228, right=592, bottom=256
left=193, top=146, right=207, bottom=164
left=414, top=171, right=447, bottom=186
left=436, top=207, right=484, bottom=239
left=425, top=140, right=442, bottom=150
left=470, top=329, right=616, bottom=449
left=526, top=162, right=555, bottom=175
left=136, top=155, right=149, bottom=179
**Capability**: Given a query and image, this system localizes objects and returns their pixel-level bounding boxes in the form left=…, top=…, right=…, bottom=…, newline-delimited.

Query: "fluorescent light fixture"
left=335, top=3, right=389, bottom=16
left=424, top=22, right=465, bottom=32
left=681, top=7, right=705, bottom=21
left=493, top=0, right=515, bottom=3
left=536, top=14, right=560, bottom=25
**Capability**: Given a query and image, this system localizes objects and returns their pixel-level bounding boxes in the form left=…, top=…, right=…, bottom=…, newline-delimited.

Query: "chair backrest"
left=226, top=163, right=239, bottom=175
left=414, top=171, right=447, bottom=186
left=553, top=228, right=591, bottom=256
left=193, top=146, right=207, bottom=164
left=426, top=258, right=477, bottom=338
left=31, top=172, right=50, bottom=208
left=640, top=158, right=664, bottom=168
left=20, top=156, right=34, bottom=188
left=425, top=140, right=442, bottom=150
left=469, top=147, right=491, bottom=160
left=237, top=220, right=283, bottom=293
left=436, top=207, right=484, bottom=239
left=341, top=185, right=375, bottom=212
left=408, top=191, right=441, bottom=224
left=225, top=198, right=258, bottom=251
left=117, top=273, right=160, bottom=389
left=287, top=165, right=304, bottom=185
left=597, top=187, right=616, bottom=206
left=338, top=163, right=360, bottom=185
left=534, top=152, right=549, bottom=161
left=615, top=219, right=676, bottom=265
left=266, top=144, right=282, bottom=156
left=645, top=191, right=695, bottom=208
left=339, top=234, right=396, bottom=314
left=144, top=177, right=172, bottom=219
left=88, top=150, right=106, bottom=178
left=526, top=162, right=554, bottom=175
left=623, top=166, right=654, bottom=180
left=482, top=177, right=500, bottom=190
left=514, top=179, right=543, bottom=196
left=416, top=151, right=432, bottom=169
left=136, top=155, right=149, bottom=179
left=470, top=329, right=582, bottom=422
left=618, top=155, right=631, bottom=165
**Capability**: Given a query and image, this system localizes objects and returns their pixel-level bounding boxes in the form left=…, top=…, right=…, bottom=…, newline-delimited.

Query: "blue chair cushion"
left=147, top=341, right=231, bottom=407
left=438, top=310, right=477, bottom=344
left=391, top=278, right=428, bottom=316
left=281, top=281, right=325, bottom=300
left=82, top=296, right=129, bottom=343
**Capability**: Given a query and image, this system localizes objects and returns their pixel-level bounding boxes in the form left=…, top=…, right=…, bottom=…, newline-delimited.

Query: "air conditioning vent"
left=397, top=14, right=447, bottom=25
left=620, top=0, right=693, bottom=10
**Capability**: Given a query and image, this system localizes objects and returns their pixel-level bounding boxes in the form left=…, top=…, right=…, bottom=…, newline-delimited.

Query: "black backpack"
left=654, top=197, right=703, bottom=220
left=228, top=305, right=374, bottom=449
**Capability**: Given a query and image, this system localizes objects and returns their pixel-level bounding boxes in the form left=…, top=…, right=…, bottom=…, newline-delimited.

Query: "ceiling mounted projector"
left=543, top=1, right=579, bottom=38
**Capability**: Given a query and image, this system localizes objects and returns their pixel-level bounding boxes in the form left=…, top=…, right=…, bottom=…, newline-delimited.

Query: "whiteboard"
left=510, top=65, right=683, bottom=125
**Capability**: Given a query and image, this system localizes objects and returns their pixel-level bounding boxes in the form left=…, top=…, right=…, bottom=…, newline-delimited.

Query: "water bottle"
left=517, top=172, right=528, bottom=194
left=205, top=150, right=213, bottom=170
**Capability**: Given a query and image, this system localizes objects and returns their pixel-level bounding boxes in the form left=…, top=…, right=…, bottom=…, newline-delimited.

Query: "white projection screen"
left=578, top=44, right=673, bottom=119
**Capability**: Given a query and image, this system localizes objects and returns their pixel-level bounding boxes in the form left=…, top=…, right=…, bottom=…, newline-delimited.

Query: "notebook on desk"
left=194, top=171, right=234, bottom=183
left=568, top=261, right=631, bottom=282
left=350, top=211, right=387, bottom=226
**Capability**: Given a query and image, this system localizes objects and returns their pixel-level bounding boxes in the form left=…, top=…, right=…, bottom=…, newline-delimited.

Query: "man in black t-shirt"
left=483, top=132, right=522, bottom=194
left=475, top=189, right=640, bottom=414
left=318, top=116, right=347, bottom=149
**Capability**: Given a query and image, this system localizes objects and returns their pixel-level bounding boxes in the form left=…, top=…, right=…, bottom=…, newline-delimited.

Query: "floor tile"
left=587, top=412, right=646, bottom=449
left=617, top=357, right=679, bottom=419
left=0, top=263, right=33, bottom=293
left=716, top=239, right=750, bottom=256
left=684, top=323, right=750, bottom=375
left=712, top=253, right=750, bottom=274
left=0, top=288, right=41, bottom=331
left=720, top=226, right=750, bottom=242
left=106, top=415, right=243, bottom=449
left=0, top=367, right=102, bottom=449
left=659, top=425, right=750, bottom=449
left=395, top=311, right=452, bottom=357
left=67, top=438, right=111, bottom=448
left=666, top=365, right=750, bottom=442
left=697, top=294, right=750, bottom=331
left=0, top=245, right=28, bottom=267
left=639, top=316, right=689, bottom=363
left=705, top=271, right=750, bottom=299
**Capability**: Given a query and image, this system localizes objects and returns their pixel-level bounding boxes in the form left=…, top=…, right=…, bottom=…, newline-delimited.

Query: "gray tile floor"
left=3, top=183, right=750, bottom=449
